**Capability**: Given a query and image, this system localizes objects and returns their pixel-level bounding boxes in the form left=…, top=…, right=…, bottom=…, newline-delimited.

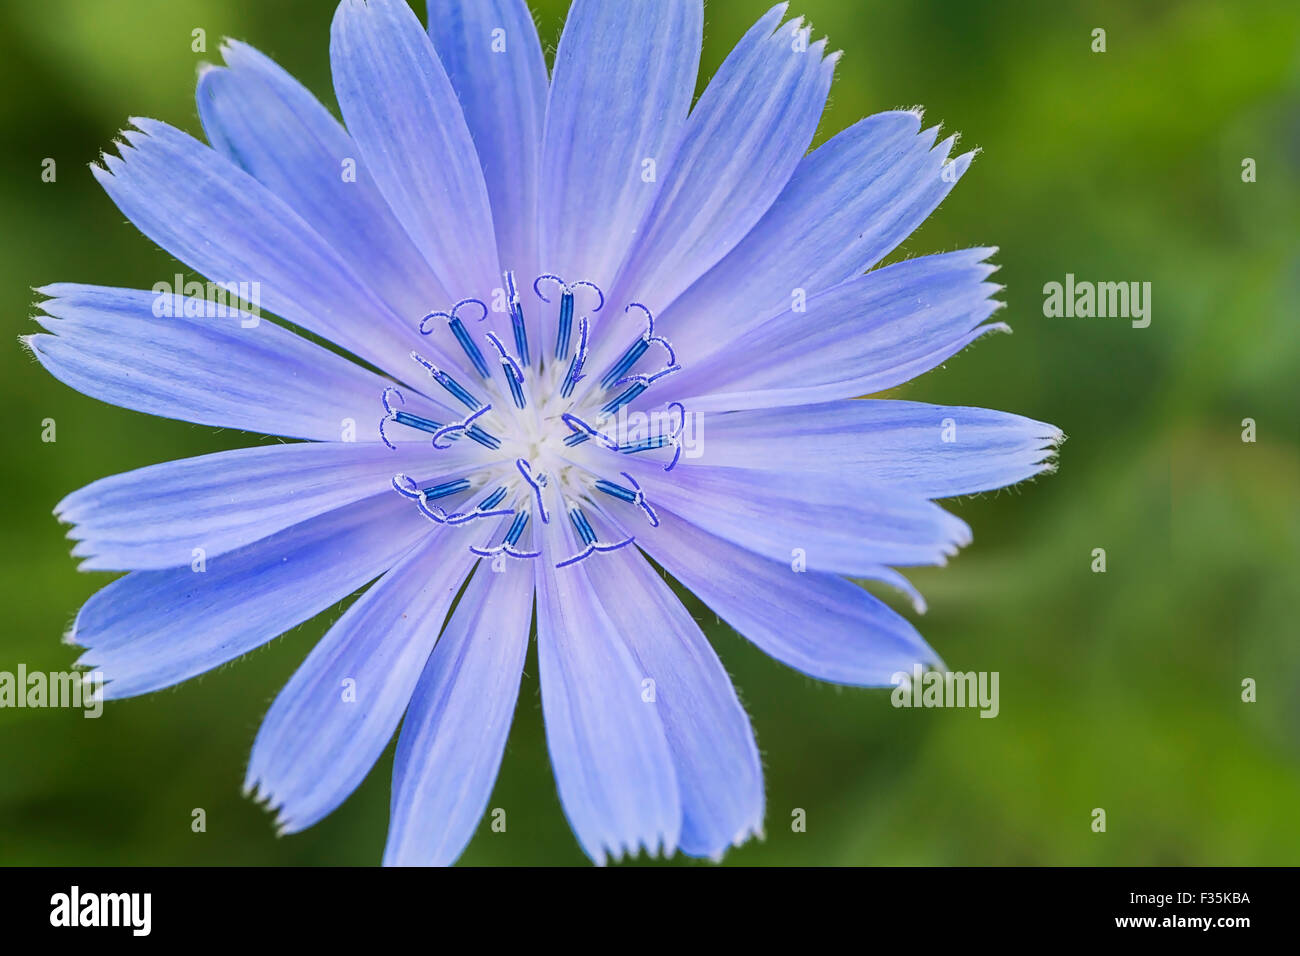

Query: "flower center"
left=377, top=271, right=682, bottom=568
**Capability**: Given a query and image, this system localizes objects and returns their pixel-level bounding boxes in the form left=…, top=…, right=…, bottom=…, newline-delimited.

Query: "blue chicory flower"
left=26, top=0, right=1061, bottom=865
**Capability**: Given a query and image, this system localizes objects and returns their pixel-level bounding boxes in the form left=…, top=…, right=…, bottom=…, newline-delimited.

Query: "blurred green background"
left=1, top=0, right=1297, bottom=865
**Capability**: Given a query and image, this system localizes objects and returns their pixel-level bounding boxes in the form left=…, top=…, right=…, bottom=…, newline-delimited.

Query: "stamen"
left=663, top=401, right=687, bottom=472
left=555, top=534, right=636, bottom=568
left=617, top=470, right=660, bottom=526
left=553, top=504, right=636, bottom=567
left=427, top=501, right=514, bottom=525
left=396, top=475, right=492, bottom=521
left=469, top=510, right=539, bottom=560
left=613, top=403, right=688, bottom=470
left=505, top=510, right=529, bottom=546
left=411, top=352, right=481, bottom=411
left=599, top=303, right=680, bottom=393
left=379, top=392, right=453, bottom=449
left=396, top=279, right=686, bottom=565
left=594, top=479, right=635, bottom=502
left=379, top=387, right=444, bottom=449
left=535, top=275, right=605, bottom=361
left=466, top=426, right=501, bottom=450
left=600, top=338, right=649, bottom=390
left=615, top=406, right=685, bottom=470
left=432, top=404, right=500, bottom=451
left=561, top=412, right=618, bottom=450
left=569, top=506, right=596, bottom=545
left=556, top=289, right=574, bottom=360
left=665, top=444, right=682, bottom=471
left=391, top=473, right=422, bottom=499
left=422, top=478, right=471, bottom=501
left=620, top=434, right=672, bottom=454
left=421, top=299, right=491, bottom=379
left=561, top=317, right=590, bottom=399
left=485, top=331, right=527, bottom=410
left=478, top=487, right=509, bottom=511
left=515, top=458, right=550, bottom=524
left=612, top=365, right=681, bottom=388
left=394, top=411, right=444, bottom=434
left=504, top=271, right=530, bottom=368
left=600, top=381, right=647, bottom=416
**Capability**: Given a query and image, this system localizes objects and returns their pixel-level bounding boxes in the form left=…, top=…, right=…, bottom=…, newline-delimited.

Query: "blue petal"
left=539, top=0, right=701, bottom=285
left=71, top=493, right=431, bottom=700
left=534, top=519, right=681, bottom=864
left=197, top=41, right=450, bottom=333
left=246, top=534, right=478, bottom=834
left=699, top=400, right=1063, bottom=498
left=384, top=560, right=534, bottom=866
left=667, top=248, right=1007, bottom=412
left=662, top=110, right=972, bottom=361
left=57, top=440, right=481, bottom=571
left=331, top=0, right=500, bottom=304
left=427, top=0, right=547, bottom=280
left=632, top=509, right=941, bottom=686
left=587, top=544, right=763, bottom=859
left=25, top=284, right=434, bottom=439
left=91, top=119, right=430, bottom=382
left=623, top=457, right=971, bottom=574
left=605, top=5, right=835, bottom=319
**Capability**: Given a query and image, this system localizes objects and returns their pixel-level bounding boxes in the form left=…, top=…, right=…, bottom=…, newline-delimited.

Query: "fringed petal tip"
left=216, top=37, right=256, bottom=64
left=241, top=777, right=296, bottom=836
left=973, top=318, right=1013, bottom=341
left=914, top=121, right=981, bottom=179
left=1007, top=427, right=1066, bottom=487
left=95, top=115, right=164, bottom=156
left=591, top=832, right=680, bottom=868
left=772, top=14, right=836, bottom=63
left=865, top=567, right=929, bottom=616
left=938, top=510, right=974, bottom=562
left=701, top=818, right=766, bottom=864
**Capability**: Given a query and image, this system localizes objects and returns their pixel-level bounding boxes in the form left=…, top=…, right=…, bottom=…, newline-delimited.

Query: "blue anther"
left=485, top=331, right=527, bottom=411
left=435, top=369, right=480, bottom=411
left=563, top=431, right=590, bottom=447
left=479, top=487, right=508, bottom=510
left=466, top=425, right=501, bottom=450
left=505, top=511, right=529, bottom=545
left=423, top=478, right=471, bottom=501
left=595, top=479, right=638, bottom=503
left=393, top=411, right=444, bottom=434
left=506, top=366, right=526, bottom=409
left=569, top=507, right=597, bottom=546
left=561, top=355, right=582, bottom=398
left=411, top=355, right=483, bottom=411
left=555, top=290, right=574, bottom=360
left=561, top=318, right=589, bottom=398
left=600, top=338, right=649, bottom=390
left=600, top=381, right=648, bottom=416
left=621, top=434, right=672, bottom=454
left=505, top=271, right=530, bottom=367
left=449, top=317, right=491, bottom=378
